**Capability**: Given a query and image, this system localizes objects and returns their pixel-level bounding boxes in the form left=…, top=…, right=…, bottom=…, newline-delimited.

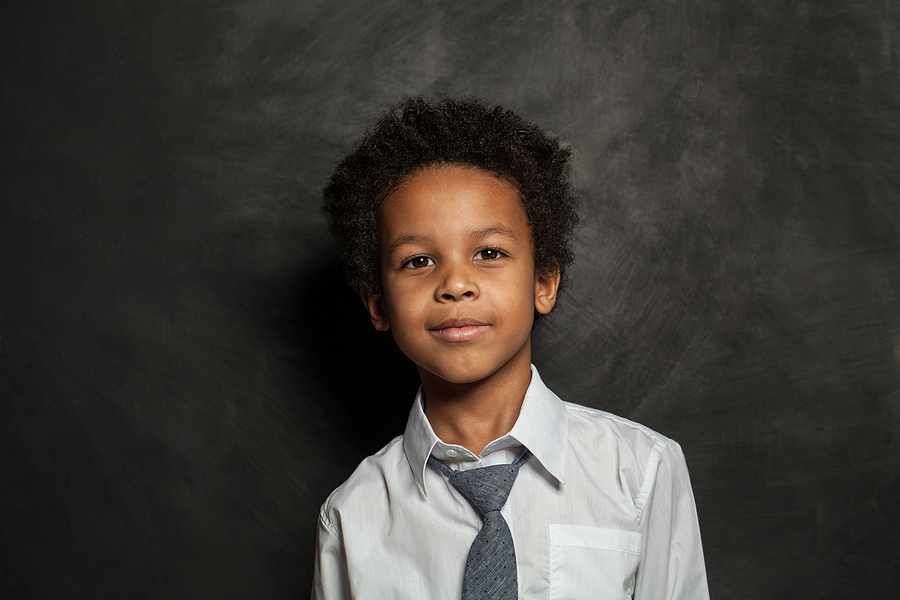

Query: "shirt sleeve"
left=633, top=439, right=710, bottom=600
left=310, top=507, right=352, bottom=600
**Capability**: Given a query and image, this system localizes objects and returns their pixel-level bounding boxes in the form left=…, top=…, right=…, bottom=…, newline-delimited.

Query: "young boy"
left=313, top=96, right=710, bottom=599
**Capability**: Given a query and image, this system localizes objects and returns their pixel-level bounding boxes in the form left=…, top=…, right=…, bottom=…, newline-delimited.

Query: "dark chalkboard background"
left=3, top=1, right=898, bottom=597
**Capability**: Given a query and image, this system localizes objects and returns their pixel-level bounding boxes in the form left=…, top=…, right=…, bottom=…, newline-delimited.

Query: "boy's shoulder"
left=317, top=434, right=407, bottom=532
left=557, top=400, right=691, bottom=519
left=562, top=400, right=677, bottom=446
left=562, top=399, right=678, bottom=452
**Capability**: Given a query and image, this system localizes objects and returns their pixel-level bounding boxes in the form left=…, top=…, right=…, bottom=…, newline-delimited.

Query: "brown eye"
left=403, top=256, right=434, bottom=269
left=477, top=248, right=507, bottom=261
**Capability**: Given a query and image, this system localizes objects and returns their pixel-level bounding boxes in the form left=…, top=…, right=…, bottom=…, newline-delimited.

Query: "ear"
left=534, top=264, right=561, bottom=316
left=358, top=287, right=391, bottom=331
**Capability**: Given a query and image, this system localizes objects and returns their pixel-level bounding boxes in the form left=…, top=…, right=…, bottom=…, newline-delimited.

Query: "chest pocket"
left=548, top=524, right=642, bottom=600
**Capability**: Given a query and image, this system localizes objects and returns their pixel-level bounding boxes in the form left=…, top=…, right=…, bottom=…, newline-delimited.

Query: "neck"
left=419, top=342, right=533, bottom=456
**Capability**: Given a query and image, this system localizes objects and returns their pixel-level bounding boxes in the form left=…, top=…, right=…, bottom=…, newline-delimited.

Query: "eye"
left=401, top=255, right=435, bottom=269
left=476, top=247, right=508, bottom=261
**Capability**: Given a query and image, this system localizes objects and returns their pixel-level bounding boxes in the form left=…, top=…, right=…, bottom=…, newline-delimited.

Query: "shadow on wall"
left=270, top=252, right=419, bottom=455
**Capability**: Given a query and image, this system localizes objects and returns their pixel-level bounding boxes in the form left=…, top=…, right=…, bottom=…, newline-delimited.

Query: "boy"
left=313, top=96, right=710, bottom=599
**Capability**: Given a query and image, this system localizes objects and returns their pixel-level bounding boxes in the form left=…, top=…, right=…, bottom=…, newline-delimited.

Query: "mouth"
left=429, top=323, right=492, bottom=343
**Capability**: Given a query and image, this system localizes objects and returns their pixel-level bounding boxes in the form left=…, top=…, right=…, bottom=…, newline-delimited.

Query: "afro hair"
left=321, top=95, right=580, bottom=321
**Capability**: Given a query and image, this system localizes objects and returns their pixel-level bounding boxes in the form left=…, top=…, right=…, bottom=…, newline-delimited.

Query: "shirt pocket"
left=548, top=524, right=642, bottom=600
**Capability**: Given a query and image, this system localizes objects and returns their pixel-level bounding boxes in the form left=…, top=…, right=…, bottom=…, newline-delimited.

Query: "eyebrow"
left=386, top=225, right=518, bottom=255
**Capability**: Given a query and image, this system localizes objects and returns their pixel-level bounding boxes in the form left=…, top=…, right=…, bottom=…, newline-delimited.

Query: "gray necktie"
left=427, top=449, right=531, bottom=600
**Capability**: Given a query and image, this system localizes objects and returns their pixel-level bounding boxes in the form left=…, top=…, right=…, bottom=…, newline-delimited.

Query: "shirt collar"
left=402, top=362, right=568, bottom=497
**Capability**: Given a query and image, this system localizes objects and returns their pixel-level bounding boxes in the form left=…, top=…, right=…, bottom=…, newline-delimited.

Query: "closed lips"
left=430, top=318, right=490, bottom=330
left=428, top=321, right=491, bottom=342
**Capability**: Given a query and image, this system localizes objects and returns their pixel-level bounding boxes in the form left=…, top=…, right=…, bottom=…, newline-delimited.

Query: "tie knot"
left=447, top=463, right=523, bottom=516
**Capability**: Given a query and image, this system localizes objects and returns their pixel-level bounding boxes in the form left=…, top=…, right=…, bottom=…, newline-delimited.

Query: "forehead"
left=377, top=164, right=528, bottom=240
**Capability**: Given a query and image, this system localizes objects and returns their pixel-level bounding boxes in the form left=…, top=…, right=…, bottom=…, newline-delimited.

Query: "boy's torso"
left=319, top=367, right=673, bottom=600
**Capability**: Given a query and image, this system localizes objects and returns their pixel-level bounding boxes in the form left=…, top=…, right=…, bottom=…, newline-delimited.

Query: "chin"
left=420, top=355, right=498, bottom=385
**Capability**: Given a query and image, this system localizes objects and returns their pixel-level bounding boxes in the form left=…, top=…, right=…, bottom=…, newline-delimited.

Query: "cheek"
left=383, top=283, right=429, bottom=327
left=489, top=271, right=537, bottom=317
left=507, top=265, right=537, bottom=298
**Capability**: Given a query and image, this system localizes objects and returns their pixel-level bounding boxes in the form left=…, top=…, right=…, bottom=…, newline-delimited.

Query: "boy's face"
left=359, top=163, right=560, bottom=385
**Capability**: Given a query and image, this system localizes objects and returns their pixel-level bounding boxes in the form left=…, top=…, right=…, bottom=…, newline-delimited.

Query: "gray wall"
left=3, top=0, right=898, bottom=597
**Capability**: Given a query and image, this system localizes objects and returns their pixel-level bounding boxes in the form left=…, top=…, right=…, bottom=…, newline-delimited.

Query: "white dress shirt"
left=312, top=363, right=710, bottom=599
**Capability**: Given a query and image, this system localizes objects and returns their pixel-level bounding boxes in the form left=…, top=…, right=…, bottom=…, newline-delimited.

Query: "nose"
left=436, top=260, right=479, bottom=302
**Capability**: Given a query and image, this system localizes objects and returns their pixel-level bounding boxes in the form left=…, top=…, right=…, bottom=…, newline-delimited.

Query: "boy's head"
left=322, top=96, right=579, bottom=383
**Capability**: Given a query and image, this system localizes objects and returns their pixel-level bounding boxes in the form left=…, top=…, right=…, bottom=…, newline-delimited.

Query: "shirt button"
left=446, top=449, right=458, bottom=457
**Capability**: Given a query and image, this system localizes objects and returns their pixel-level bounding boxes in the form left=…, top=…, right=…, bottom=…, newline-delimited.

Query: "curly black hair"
left=321, top=95, right=579, bottom=322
